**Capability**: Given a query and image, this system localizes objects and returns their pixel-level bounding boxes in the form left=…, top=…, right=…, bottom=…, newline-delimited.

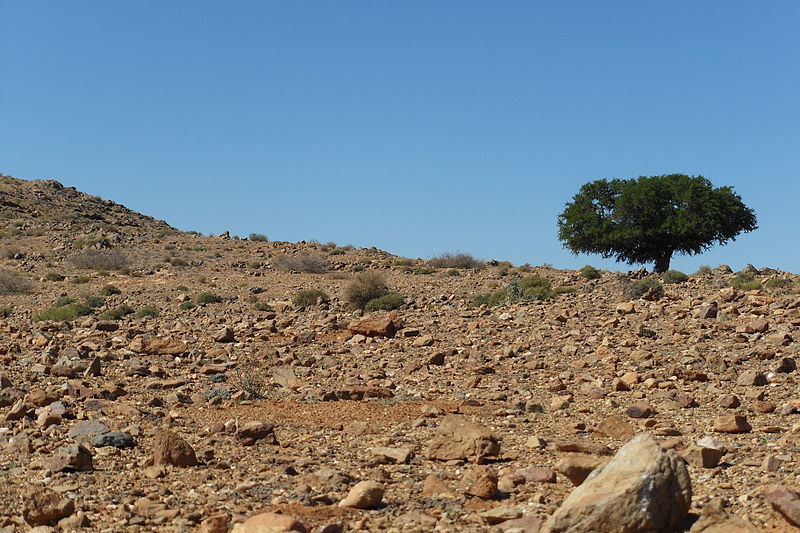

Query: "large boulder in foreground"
left=542, top=433, right=691, bottom=533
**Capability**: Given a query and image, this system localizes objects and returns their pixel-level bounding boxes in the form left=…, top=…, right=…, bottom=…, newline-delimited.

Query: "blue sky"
left=1, top=2, right=798, bottom=272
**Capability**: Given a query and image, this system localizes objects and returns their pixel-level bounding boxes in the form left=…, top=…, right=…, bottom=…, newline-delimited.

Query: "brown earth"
left=1, top=174, right=800, bottom=532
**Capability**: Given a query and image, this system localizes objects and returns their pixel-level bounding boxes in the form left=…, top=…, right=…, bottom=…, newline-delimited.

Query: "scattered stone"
left=348, top=314, right=401, bottom=337
left=370, top=446, right=414, bottom=464
left=128, top=336, right=187, bottom=355
left=718, top=395, right=741, bottom=408
left=736, top=370, right=767, bottom=386
left=625, top=401, right=654, bottom=418
left=422, top=475, right=458, bottom=499
left=682, top=443, right=725, bottom=468
left=542, top=434, right=691, bottom=533
left=479, top=505, right=522, bottom=525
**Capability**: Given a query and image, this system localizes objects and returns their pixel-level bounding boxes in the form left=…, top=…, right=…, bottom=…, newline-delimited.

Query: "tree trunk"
left=654, top=251, right=672, bottom=273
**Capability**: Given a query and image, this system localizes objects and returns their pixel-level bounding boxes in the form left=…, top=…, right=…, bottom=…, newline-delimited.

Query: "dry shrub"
left=346, top=271, right=389, bottom=309
left=69, top=249, right=128, bottom=270
left=0, top=269, right=32, bottom=295
left=273, top=253, right=328, bottom=273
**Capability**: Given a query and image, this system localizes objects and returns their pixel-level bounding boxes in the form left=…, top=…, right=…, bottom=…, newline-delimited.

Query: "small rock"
left=479, top=505, right=522, bottom=525
left=554, top=454, right=604, bottom=486
left=625, top=402, right=654, bottom=418
left=718, top=395, right=741, bottom=408
left=460, top=466, right=498, bottom=499
left=596, top=415, right=635, bottom=440
left=91, top=431, right=137, bottom=449
left=426, top=414, right=500, bottom=463
left=682, top=443, right=724, bottom=468
left=23, top=488, right=75, bottom=526
left=151, top=429, right=198, bottom=467
left=236, top=421, right=278, bottom=446
left=370, top=446, right=414, bottom=464
left=713, top=415, right=751, bottom=433
left=232, top=512, right=306, bottom=532
left=338, top=481, right=384, bottom=509
left=46, top=443, right=93, bottom=473
left=736, top=370, right=767, bottom=386
left=763, top=484, right=800, bottom=527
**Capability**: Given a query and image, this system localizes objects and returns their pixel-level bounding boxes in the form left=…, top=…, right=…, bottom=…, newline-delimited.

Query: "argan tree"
left=557, top=174, right=757, bottom=273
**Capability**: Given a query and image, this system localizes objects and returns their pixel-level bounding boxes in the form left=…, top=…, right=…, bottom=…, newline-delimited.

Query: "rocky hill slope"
left=1, top=176, right=799, bottom=532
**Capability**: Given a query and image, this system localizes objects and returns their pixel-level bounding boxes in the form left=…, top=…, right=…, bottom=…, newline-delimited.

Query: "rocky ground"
left=1, top=175, right=800, bottom=532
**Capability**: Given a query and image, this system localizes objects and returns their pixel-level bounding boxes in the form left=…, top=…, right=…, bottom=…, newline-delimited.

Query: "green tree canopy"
left=557, top=174, right=757, bottom=273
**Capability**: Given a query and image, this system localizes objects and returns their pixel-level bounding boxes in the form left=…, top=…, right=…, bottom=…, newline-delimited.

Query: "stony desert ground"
left=1, top=175, right=800, bottom=532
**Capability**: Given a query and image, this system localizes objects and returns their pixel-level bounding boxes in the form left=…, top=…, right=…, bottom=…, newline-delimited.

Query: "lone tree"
left=557, top=174, right=757, bottom=273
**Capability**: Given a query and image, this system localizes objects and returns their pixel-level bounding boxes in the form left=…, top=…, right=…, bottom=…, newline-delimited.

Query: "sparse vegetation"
left=134, top=306, right=160, bottom=318
left=364, top=293, right=404, bottom=312
left=695, top=265, right=712, bottom=275
left=473, top=275, right=555, bottom=307
left=292, top=289, right=330, bottom=307
left=579, top=265, right=601, bottom=279
left=428, top=252, right=484, bottom=270
left=273, top=253, right=328, bottom=273
left=100, top=284, right=121, bottom=296
left=0, top=269, right=33, bottom=294
left=195, top=292, right=222, bottom=305
left=98, top=304, right=135, bottom=320
left=0, top=306, right=11, bottom=317
left=346, top=271, right=389, bottom=309
left=34, top=302, right=92, bottom=322
left=731, top=272, right=761, bottom=291
left=624, top=278, right=665, bottom=299
left=44, top=271, right=65, bottom=282
left=764, top=277, right=793, bottom=290
left=69, top=249, right=128, bottom=270
left=179, top=301, right=196, bottom=310
left=71, top=274, right=92, bottom=284
left=662, top=269, right=688, bottom=284
left=253, top=301, right=273, bottom=312
left=236, top=365, right=268, bottom=400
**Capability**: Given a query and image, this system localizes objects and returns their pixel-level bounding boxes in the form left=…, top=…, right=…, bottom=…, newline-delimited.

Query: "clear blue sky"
left=1, top=2, right=798, bottom=273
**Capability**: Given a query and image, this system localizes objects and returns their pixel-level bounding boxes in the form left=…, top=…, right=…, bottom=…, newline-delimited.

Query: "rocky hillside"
left=0, top=174, right=176, bottom=242
left=1, top=177, right=800, bottom=532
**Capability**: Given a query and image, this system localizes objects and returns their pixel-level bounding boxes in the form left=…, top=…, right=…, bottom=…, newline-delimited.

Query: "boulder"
left=338, top=481, right=384, bottom=509
left=542, top=433, right=691, bottom=533
left=347, top=315, right=400, bottom=337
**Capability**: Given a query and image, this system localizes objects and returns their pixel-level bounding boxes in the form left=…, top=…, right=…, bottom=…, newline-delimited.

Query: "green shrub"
left=364, top=293, right=404, bottom=312
left=55, top=296, right=77, bottom=307
left=0, top=269, right=33, bottom=294
left=428, top=252, right=484, bottom=269
left=249, top=233, right=269, bottom=242
left=346, top=271, right=389, bottom=309
left=765, top=277, right=793, bottom=290
left=179, top=301, right=196, bottom=310
left=134, top=306, right=160, bottom=318
left=292, top=289, right=330, bottom=307
left=169, top=257, right=188, bottom=267
left=83, top=295, right=105, bottom=308
left=273, top=253, right=328, bottom=273
left=554, top=286, right=577, bottom=295
left=414, top=267, right=436, bottom=275
left=624, top=278, right=665, bottom=299
left=731, top=272, right=761, bottom=290
left=446, top=269, right=460, bottom=277
left=393, top=259, right=413, bottom=267
left=175, top=285, right=189, bottom=292
left=44, top=271, right=65, bottom=282
left=195, top=292, right=222, bottom=305
left=473, top=275, right=554, bottom=307
left=579, top=265, right=601, bottom=279
left=71, top=274, right=92, bottom=284
left=100, top=284, right=121, bottom=296
left=34, top=303, right=92, bottom=322
left=98, top=304, right=135, bottom=320
left=253, top=301, right=273, bottom=312
left=0, top=306, right=11, bottom=317
left=69, top=249, right=128, bottom=270
left=662, top=270, right=688, bottom=284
